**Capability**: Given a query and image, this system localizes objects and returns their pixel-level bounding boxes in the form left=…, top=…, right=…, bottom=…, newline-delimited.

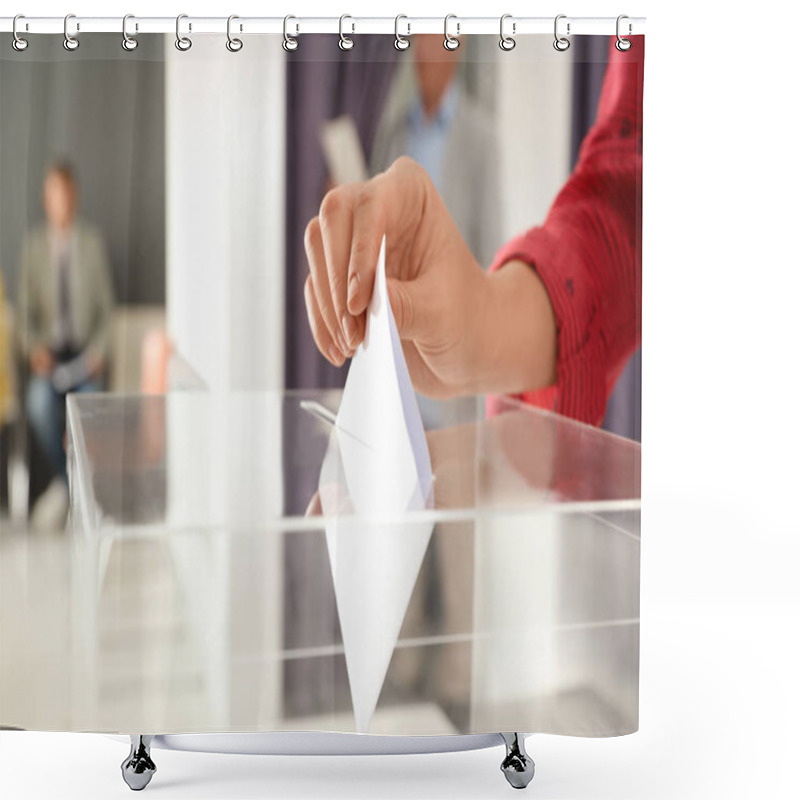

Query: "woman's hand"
left=304, top=157, right=557, bottom=398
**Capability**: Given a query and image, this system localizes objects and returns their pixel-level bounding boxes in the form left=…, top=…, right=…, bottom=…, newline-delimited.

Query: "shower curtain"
left=0, top=22, right=643, bottom=744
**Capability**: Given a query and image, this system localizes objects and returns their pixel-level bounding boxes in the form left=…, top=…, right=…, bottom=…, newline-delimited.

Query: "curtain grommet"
left=63, top=13, right=80, bottom=52
left=615, top=15, right=632, bottom=51
left=226, top=15, right=243, bottom=52
left=339, top=15, right=355, bottom=51
left=12, top=14, right=29, bottom=52
left=175, top=14, right=192, bottom=51
left=443, top=14, right=460, bottom=51
left=499, top=14, right=516, bottom=51
left=122, top=14, right=138, bottom=51
left=553, top=14, right=570, bottom=52
left=283, top=15, right=299, bottom=52
left=394, top=15, right=410, bottom=51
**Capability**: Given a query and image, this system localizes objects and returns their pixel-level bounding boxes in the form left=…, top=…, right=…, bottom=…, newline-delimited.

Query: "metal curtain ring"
left=175, top=14, right=192, bottom=51
left=63, top=13, right=79, bottom=51
left=339, top=15, right=354, bottom=50
left=394, top=15, right=410, bottom=51
left=499, top=14, right=516, bottom=51
left=616, top=14, right=632, bottom=51
left=12, top=14, right=29, bottom=52
left=226, top=15, right=243, bottom=52
left=553, top=14, right=570, bottom=52
left=443, top=14, right=460, bottom=51
left=283, top=15, right=299, bottom=51
left=122, top=14, right=138, bottom=51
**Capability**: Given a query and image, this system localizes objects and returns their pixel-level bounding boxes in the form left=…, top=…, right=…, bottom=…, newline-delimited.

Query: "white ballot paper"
left=318, top=236, right=434, bottom=733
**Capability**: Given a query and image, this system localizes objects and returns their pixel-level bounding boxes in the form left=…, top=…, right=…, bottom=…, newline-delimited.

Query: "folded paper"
left=319, top=236, right=434, bottom=733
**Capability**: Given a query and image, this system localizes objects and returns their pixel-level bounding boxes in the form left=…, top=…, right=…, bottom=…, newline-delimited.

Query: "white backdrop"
left=2, top=2, right=798, bottom=800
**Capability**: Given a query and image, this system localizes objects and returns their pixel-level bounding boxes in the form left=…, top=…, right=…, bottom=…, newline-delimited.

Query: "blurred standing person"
left=370, top=35, right=501, bottom=270
left=17, top=161, right=114, bottom=528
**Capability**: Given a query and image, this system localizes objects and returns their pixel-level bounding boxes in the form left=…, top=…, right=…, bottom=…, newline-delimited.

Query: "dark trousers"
left=25, top=375, right=101, bottom=483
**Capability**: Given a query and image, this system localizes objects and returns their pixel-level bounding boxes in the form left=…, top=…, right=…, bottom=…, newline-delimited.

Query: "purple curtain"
left=284, top=36, right=399, bottom=391
left=571, top=37, right=641, bottom=443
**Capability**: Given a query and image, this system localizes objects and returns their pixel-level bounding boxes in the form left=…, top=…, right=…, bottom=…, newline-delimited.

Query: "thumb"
left=386, top=276, right=428, bottom=341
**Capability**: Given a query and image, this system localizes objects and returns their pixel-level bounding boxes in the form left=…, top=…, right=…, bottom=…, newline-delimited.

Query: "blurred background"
left=0, top=32, right=640, bottom=528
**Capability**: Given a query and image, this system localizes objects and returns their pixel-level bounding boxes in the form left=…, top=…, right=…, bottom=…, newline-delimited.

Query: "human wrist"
left=475, top=260, right=557, bottom=396
left=460, top=266, right=510, bottom=396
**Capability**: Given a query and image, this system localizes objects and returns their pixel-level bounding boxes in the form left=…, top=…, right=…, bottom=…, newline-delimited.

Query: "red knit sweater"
left=489, top=37, right=644, bottom=426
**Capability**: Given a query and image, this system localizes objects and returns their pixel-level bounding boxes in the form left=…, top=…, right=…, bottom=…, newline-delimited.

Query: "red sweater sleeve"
left=489, top=37, right=644, bottom=426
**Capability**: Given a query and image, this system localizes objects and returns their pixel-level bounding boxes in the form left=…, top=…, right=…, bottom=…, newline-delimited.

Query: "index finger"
left=346, top=157, right=429, bottom=316
left=318, top=185, right=356, bottom=345
left=345, top=185, right=385, bottom=317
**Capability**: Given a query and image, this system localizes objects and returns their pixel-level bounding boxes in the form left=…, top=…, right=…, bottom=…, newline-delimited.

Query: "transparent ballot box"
left=53, top=390, right=637, bottom=789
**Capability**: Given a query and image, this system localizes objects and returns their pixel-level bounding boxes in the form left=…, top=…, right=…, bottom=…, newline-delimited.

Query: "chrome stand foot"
left=500, top=733, right=535, bottom=789
left=121, top=735, right=156, bottom=791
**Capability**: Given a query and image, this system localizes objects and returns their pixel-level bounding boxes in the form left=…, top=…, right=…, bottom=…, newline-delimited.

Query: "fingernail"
left=336, top=329, right=348, bottom=355
left=347, top=273, right=359, bottom=306
left=342, top=313, right=357, bottom=348
left=329, top=344, right=343, bottom=365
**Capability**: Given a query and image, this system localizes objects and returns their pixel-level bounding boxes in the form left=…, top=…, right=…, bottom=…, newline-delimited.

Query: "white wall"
left=163, top=36, right=287, bottom=725
left=165, top=35, right=285, bottom=392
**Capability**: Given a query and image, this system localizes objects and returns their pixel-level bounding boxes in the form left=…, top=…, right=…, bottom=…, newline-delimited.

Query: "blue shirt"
left=405, top=84, right=460, bottom=192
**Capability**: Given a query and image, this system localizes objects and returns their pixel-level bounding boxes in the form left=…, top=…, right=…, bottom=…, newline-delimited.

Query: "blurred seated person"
left=16, top=161, right=114, bottom=527
left=370, top=35, right=501, bottom=270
